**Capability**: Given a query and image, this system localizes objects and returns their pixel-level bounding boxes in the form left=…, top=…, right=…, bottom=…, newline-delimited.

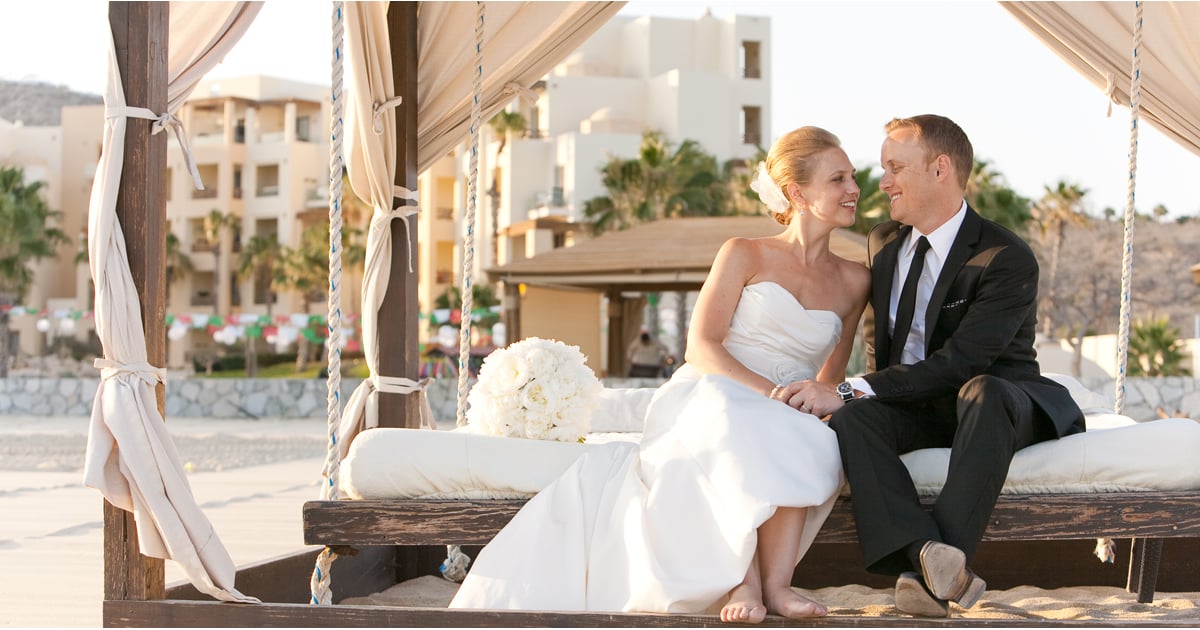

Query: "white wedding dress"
left=449, top=282, right=846, bottom=613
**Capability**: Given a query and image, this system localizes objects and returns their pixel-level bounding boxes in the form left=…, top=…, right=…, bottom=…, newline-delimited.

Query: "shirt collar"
left=905, top=199, right=967, bottom=261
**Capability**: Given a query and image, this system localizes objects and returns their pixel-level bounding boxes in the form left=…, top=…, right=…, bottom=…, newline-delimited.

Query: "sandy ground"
left=3, top=414, right=1199, bottom=626
left=0, top=414, right=329, bottom=628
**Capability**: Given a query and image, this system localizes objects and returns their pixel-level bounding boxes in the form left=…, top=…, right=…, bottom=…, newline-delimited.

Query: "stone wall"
left=1, top=375, right=1196, bottom=424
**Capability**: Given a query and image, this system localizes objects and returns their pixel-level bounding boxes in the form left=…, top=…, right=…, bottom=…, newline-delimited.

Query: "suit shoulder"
left=979, top=217, right=1035, bottom=255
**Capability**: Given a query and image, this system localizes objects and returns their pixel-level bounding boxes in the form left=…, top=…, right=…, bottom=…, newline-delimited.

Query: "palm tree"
left=1128, top=316, right=1192, bottom=377
left=582, top=130, right=727, bottom=356
left=487, top=110, right=527, bottom=265
left=719, top=149, right=768, bottom=216
left=966, top=158, right=1032, bottom=235
left=237, top=234, right=286, bottom=317
left=0, top=166, right=70, bottom=376
left=237, top=234, right=287, bottom=377
left=202, top=208, right=239, bottom=314
left=583, top=130, right=725, bottom=234
left=281, top=222, right=367, bottom=371
left=165, top=232, right=193, bottom=304
left=1031, top=181, right=1088, bottom=338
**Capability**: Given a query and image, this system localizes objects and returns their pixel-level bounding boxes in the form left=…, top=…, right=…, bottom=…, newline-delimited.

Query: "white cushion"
left=341, top=427, right=638, bottom=500
left=902, top=417, right=1200, bottom=495
left=340, top=380, right=1200, bottom=500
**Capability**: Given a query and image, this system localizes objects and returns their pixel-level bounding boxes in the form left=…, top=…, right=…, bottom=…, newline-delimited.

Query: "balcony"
left=528, top=187, right=568, bottom=219
left=742, top=131, right=762, bottom=146
left=191, top=188, right=219, bottom=200
left=191, top=292, right=215, bottom=307
left=191, top=240, right=216, bottom=253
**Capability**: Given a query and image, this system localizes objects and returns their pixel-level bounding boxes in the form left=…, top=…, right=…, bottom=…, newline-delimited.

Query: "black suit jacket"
left=861, top=207, right=1085, bottom=438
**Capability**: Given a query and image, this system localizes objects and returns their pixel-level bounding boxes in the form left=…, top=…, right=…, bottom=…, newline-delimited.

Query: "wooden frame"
left=100, top=1, right=1197, bottom=627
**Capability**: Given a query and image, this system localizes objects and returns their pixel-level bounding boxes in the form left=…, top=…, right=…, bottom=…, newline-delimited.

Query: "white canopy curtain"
left=414, top=1, right=625, bottom=173
left=82, top=1, right=262, bottom=604
left=1002, top=1, right=1200, bottom=158
left=335, top=1, right=625, bottom=455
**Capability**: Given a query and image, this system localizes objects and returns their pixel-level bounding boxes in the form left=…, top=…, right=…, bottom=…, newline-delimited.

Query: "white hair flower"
left=749, top=162, right=790, bottom=214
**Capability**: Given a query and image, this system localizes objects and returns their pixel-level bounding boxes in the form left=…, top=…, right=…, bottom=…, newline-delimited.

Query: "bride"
left=450, top=126, right=870, bottom=622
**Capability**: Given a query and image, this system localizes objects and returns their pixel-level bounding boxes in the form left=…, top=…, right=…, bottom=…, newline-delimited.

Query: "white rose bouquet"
left=466, top=337, right=602, bottom=442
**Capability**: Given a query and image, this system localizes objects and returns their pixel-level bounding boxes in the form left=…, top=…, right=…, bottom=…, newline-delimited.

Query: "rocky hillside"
left=0, top=80, right=102, bottom=126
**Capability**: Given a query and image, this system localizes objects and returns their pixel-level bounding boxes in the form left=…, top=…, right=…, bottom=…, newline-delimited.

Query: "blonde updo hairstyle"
left=762, top=126, right=843, bottom=226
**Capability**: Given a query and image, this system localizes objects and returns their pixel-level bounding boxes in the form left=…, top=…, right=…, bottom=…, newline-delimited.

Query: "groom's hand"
left=784, top=380, right=844, bottom=419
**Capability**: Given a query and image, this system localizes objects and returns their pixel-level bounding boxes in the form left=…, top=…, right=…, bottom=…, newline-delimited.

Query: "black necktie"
left=889, top=236, right=930, bottom=367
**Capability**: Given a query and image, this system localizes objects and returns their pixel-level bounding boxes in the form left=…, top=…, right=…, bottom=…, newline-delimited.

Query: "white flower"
left=466, top=337, right=602, bottom=442
left=749, top=161, right=790, bottom=214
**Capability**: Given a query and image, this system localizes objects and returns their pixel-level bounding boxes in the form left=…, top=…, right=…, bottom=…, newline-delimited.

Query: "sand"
left=342, top=576, right=1200, bottom=623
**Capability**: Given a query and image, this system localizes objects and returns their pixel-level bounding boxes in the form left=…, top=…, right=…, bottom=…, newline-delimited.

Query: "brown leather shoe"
left=894, top=572, right=949, bottom=617
left=918, top=541, right=987, bottom=609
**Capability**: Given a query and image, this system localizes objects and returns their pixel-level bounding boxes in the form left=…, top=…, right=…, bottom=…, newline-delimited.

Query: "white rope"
left=1114, top=0, right=1142, bottom=417
left=106, top=105, right=204, bottom=189
left=93, top=358, right=166, bottom=386
left=457, top=0, right=484, bottom=429
left=1095, top=0, right=1143, bottom=566
left=311, top=0, right=344, bottom=606
left=441, top=0, right=487, bottom=585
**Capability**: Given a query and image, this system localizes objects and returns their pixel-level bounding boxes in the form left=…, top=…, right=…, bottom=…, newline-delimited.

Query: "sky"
left=3, top=0, right=1197, bottom=219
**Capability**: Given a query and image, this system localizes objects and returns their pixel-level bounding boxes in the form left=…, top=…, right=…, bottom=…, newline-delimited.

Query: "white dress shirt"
left=850, top=200, right=968, bottom=397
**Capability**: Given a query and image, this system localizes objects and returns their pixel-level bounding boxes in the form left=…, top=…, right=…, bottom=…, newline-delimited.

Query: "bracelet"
left=768, top=384, right=784, bottom=401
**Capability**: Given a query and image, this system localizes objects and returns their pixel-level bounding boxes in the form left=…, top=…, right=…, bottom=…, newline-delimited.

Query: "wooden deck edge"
left=303, top=492, right=1200, bottom=546
left=102, top=599, right=1200, bottom=628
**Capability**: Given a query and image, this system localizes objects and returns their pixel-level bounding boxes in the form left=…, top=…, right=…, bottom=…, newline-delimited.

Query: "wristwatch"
left=837, top=381, right=855, bottom=403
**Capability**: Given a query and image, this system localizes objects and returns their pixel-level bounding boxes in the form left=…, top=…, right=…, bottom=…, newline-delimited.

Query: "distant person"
left=451, top=126, right=868, bottom=621
left=626, top=331, right=668, bottom=378
left=786, top=114, right=1085, bottom=617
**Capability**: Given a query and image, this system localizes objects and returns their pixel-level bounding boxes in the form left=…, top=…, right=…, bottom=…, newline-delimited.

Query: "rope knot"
left=94, top=358, right=166, bottom=387
left=1104, top=72, right=1117, bottom=117
left=500, top=81, right=538, bottom=107
left=372, top=96, right=404, bottom=134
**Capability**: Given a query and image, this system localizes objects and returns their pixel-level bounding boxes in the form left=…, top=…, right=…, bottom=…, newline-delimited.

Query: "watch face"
left=838, top=382, right=853, bottom=394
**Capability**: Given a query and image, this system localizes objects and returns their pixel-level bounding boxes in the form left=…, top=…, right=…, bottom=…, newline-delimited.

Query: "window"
left=257, top=164, right=280, bottom=197
left=296, top=116, right=312, bottom=142
left=741, top=106, right=762, bottom=146
left=741, top=41, right=762, bottom=79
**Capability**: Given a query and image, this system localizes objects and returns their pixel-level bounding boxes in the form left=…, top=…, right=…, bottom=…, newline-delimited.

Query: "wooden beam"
left=105, top=0, right=169, bottom=603
left=303, top=492, right=1200, bottom=547
left=105, top=599, right=1196, bottom=628
left=377, top=2, right=420, bottom=428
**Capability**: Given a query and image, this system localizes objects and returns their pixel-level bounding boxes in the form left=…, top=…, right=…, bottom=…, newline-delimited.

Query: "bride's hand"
left=785, top=380, right=843, bottom=417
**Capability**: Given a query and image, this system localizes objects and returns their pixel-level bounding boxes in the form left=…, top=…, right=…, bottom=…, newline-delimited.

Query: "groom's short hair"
left=885, top=115, right=973, bottom=190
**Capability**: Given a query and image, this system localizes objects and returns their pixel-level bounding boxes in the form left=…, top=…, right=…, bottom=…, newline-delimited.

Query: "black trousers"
left=828, top=374, right=1054, bottom=575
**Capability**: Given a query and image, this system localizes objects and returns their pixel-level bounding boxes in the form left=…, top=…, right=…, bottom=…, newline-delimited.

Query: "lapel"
left=872, top=224, right=910, bottom=367
left=923, top=206, right=983, bottom=354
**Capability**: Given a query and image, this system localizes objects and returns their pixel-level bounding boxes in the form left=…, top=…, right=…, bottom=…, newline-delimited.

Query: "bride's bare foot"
left=764, top=585, right=828, bottom=619
left=721, top=582, right=767, bottom=623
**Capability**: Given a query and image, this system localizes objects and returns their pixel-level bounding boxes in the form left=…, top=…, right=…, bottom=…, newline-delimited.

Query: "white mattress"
left=340, top=377, right=1200, bottom=500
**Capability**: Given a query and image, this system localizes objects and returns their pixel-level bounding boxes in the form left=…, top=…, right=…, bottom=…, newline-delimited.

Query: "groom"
left=793, top=114, right=1085, bottom=616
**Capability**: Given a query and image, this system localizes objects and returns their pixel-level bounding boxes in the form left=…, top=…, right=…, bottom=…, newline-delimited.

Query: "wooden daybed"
left=98, top=2, right=1200, bottom=627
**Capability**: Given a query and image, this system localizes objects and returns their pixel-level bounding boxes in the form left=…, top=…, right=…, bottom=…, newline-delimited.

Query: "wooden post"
left=378, top=2, right=420, bottom=428
left=606, top=290, right=624, bottom=378
left=105, top=1, right=169, bottom=601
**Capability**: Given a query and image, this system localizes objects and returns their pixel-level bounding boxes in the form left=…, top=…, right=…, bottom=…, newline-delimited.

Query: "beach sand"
left=4, top=414, right=1199, bottom=626
left=344, top=575, right=1200, bottom=623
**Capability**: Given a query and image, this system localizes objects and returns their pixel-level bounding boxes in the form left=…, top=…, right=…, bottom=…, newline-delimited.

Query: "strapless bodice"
left=722, top=282, right=842, bottom=385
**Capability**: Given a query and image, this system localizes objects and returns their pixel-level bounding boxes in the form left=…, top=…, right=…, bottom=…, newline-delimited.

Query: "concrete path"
left=0, top=415, right=330, bottom=627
